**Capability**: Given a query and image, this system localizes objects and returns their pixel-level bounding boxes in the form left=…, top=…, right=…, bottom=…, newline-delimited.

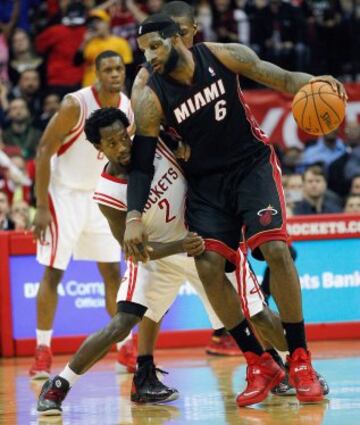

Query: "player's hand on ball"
left=183, top=232, right=205, bottom=257
left=124, top=218, right=151, bottom=263
left=309, top=75, right=348, bottom=101
left=32, top=206, right=52, bottom=243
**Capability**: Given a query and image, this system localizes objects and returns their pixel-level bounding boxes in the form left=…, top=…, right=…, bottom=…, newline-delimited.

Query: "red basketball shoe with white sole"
left=29, top=345, right=52, bottom=380
left=116, top=339, right=137, bottom=374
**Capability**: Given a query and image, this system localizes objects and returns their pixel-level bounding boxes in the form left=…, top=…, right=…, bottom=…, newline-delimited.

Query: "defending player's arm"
left=33, top=96, right=80, bottom=242
left=124, top=86, right=163, bottom=261
left=99, top=203, right=205, bottom=259
left=205, top=42, right=347, bottom=98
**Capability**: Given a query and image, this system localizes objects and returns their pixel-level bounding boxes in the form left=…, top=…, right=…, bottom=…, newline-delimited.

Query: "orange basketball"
left=292, top=81, right=346, bottom=136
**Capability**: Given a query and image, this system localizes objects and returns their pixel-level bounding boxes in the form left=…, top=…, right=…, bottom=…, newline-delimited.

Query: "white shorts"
left=117, top=252, right=264, bottom=327
left=37, top=181, right=120, bottom=270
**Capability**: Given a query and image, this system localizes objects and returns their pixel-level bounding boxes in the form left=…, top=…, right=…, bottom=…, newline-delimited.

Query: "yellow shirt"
left=82, top=36, right=133, bottom=87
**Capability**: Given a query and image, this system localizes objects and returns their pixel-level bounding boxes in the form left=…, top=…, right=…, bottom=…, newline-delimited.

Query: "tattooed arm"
left=124, top=86, right=164, bottom=262
left=205, top=42, right=347, bottom=98
left=131, top=66, right=150, bottom=111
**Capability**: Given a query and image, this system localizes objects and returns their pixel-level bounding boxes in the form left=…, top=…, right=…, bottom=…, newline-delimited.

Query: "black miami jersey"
left=148, top=43, right=269, bottom=176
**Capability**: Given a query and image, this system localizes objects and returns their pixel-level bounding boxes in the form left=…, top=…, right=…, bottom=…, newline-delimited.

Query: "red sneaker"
left=205, top=334, right=242, bottom=356
left=116, top=339, right=137, bottom=374
left=29, top=345, right=52, bottom=380
left=287, top=348, right=323, bottom=403
left=236, top=352, right=285, bottom=407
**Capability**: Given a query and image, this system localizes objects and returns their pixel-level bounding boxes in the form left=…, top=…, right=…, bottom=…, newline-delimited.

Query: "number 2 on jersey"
left=158, top=199, right=176, bottom=223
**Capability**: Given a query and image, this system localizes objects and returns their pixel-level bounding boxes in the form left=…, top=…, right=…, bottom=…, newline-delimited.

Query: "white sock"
left=59, top=364, right=81, bottom=387
left=36, top=329, right=53, bottom=347
left=116, top=331, right=133, bottom=351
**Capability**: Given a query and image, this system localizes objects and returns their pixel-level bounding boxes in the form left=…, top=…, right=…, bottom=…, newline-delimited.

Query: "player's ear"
left=193, top=23, right=198, bottom=37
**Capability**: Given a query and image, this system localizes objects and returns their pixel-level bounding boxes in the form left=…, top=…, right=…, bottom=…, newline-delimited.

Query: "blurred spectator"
left=301, top=129, right=346, bottom=171
left=285, top=173, right=303, bottom=210
left=8, top=28, right=43, bottom=85
left=10, top=199, right=32, bottom=230
left=0, top=0, right=20, bottom=83
left=3, top=98, right=42, bottom=160
left=9, top=68, right=42, bottom=118
left=35, top=2, right=86, bottom=97
left=294, top=165, right=342, bottom=214
left=34, top=92, right=61, bottom=130
left=0, top=79, right=10, bottom=125
left=74, top=8, right=133, bottom=87
left=252, top=0, right=309, bottom=71
left=328, top=121, right=360, bottom=196
left=281, top=146, right=303, bottom=174
left=0, top=152, right=33, bottom=205
left=343, top=194, right=360, bottom=213
left=211, top=0, right=242, bottom=43
left=196, top=0, right=216, bottom=42
left=0, top=188, right=15, bottom=230
left=350, top=175, right=360, bottom=195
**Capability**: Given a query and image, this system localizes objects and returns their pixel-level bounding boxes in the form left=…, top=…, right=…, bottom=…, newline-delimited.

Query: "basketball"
left=292, top=81, right=346, bottom=136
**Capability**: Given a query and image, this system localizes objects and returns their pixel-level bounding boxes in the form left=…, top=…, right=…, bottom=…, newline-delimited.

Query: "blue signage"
left=9, top=238, right=360, bottom=340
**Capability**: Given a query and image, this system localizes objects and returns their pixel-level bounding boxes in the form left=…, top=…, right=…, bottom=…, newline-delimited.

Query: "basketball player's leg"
left=240, top=146, right=323, bottom=402
left=138, top=317, right=161, bottom=356
left=97, top=262, right=121, bottom=317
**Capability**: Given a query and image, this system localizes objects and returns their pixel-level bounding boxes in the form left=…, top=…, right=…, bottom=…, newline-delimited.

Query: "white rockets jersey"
left=51, top=86, right=134, bottom=191
left=94, top=139, right=188, bottom=243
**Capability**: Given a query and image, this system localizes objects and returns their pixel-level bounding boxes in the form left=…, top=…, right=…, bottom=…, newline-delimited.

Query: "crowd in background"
left=0, top=0, right=360, bottom=231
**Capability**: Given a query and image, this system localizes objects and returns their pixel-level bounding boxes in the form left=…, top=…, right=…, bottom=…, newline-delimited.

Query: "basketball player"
left=30, top=51, right=136, bottom=379
left=124, top=15, right=347, bottom=404
left=132, top=0, right=241, bottom=357
left=37, top=108, right=288, bottom=415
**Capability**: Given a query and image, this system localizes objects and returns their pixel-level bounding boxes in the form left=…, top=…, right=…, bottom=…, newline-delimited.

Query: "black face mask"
left=163, top=46, right=180, bottom=75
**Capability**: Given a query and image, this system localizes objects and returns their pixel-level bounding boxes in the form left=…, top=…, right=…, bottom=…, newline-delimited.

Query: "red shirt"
left=36, top=24, right=86, bottom=86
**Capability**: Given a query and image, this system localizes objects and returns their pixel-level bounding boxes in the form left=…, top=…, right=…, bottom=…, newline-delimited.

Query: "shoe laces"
left=138, top=364, right=168, bottom=387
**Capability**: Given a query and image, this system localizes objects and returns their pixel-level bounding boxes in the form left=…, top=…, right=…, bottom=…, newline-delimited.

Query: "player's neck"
left=94, top=84, right=120, bottom=108
left=168, top=49, right=194, bottom=86
left=106, top=161, right=128, bottom=179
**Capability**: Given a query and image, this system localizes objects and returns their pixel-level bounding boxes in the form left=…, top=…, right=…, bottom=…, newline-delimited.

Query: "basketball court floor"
left=1, top=340, right=359, bottom=425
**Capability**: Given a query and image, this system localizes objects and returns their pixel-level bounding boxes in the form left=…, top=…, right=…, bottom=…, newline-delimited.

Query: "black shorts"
left=185, top=145, right=288, bottom=261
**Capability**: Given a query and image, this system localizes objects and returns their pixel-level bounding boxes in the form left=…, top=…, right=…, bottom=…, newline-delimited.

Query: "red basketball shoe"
left=29, top=345, right=52, bottom=380
left=206, top=334, right=242, bottom=356
left=236, top=352, right=285, bottom=407
left=116, top=339, right=137, bottom=374
left=287, top=348, right=323, bottom=403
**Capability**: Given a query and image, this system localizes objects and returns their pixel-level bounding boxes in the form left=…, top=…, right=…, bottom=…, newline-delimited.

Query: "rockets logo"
left=257, top=205, right=278, bottom=226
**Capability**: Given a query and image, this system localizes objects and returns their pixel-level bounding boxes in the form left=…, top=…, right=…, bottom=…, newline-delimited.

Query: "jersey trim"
left=91, top=85, right=122, bottom=109
left=101, top=169, right=128, bottom=184
left=93, top=192, right=127, bottom=211
left=48, top=194, right=59, bottom=267
left=126, top=259, right=138, bottom=301
left=204, top=238, right=237, bottom=264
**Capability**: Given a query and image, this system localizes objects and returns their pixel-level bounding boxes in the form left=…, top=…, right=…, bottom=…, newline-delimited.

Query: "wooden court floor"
left=1, top=340, right=360, bottom=425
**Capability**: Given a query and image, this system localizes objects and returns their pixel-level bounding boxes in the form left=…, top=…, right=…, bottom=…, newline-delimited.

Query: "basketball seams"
left=310, top=83, right=325, bottom=135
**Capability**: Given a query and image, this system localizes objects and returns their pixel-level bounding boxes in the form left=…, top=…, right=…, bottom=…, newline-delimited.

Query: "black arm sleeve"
left=127, top=135, right=158, bottom=213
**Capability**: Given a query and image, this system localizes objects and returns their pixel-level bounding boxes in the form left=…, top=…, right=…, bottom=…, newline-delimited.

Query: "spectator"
left=35, top=2, right=87, bottom=97
left=281, top=146, right=304, bottom=174
left=0, top=151, right=33, bottom=205
left=328, top=120, right=360, bottom=197
left=2, top=98, right=42, bottom=160
left=0, top=189, right=15, bottom=230
left=343, top=194, right=360, bottom=213
left=8, top=28, right=43, bottom=85
left=211, top=0, right=241, bottom=43
left=301, top=128, right=347, bottom=171
left=74, top=9, right=133, bottom=87
left=35, top=92, right=61, bottom=130
left=196, top=1, right=216, bottom=42
left=0, top=79, right=9, bottom=125
left=350, top=175, right=360, bottom=195
left=285, top=173, right=303, bottom=210
left=10, top=199, right=32, bottom=230
left=294, top=165, right=342, bottom=215
left=9, top=68, right=42, bottom=118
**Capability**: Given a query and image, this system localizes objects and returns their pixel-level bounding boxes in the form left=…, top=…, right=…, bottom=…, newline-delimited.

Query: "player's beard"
left=163, top=46, right=180, bottom=75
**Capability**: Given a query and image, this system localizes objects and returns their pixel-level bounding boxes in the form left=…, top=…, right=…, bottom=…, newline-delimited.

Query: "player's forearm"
left=148, top=241, right=184, bottom=260
left=285, top=71, right=313, bottom=94
left=35, top=152, right=51, bottom=209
